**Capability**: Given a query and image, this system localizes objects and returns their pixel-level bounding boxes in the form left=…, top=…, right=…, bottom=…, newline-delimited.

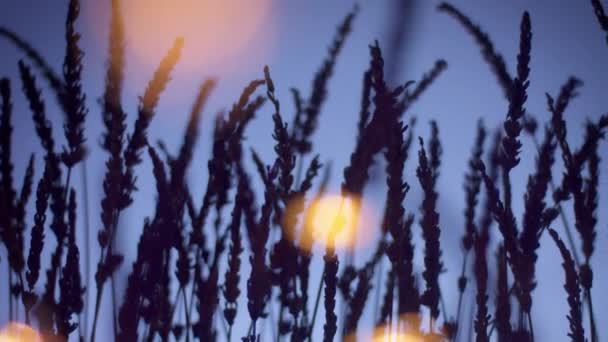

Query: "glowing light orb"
left=345, top=314, right=445, bottom=342
left=371, top=332, right=425, bottom=342
left=116, top=0, right=272, bottom=74
left=0, top=323, right=42, bottom=342
left=286, top=193, right=374, bottom=252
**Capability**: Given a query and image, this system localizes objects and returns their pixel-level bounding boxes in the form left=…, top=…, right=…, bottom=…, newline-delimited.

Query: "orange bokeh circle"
left=123, top=0, right=271, bottom=72
left=284, top=193, right=377, bottom=253
left=86, top=0, right=273, bottom=76
left=0, top=322, right=43, bottom=342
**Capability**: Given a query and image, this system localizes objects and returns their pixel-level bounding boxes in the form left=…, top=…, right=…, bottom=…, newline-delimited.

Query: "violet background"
left=1, top=1, right=607, bottom=340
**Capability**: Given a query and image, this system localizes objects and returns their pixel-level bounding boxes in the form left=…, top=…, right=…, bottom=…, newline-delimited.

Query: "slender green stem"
left=90, top=284, right=104, bottom=342
left=251, top=319, right=257, bottom=340
left=8, top=267, right=12, bottom=321
left=530, top=135, right=580, bottom=266
left=502, top=171, right=512, bottom=215
left=187, top=260, right=199, bottom=320
left=17, top=272, right=25, bottom=321
left=248, top=319, right=254, bottom=338
left=386, top=287, right=394, bottom=339
left=145, top=315, right=155, bottom=341
left=487, top=320, right=495, bottom=338
left=77, top=309, right=84, bottom=340
left=111, top=272, right=118, bottom=340
left=453, top=252, right=469, bottom=341
left=294, top=156, right=304, bottom=188
left=487, top=283, right=516, bottom=338
left=587, top=289, right=598, bottom=342
left=169, top=287, right=183, bottom=323
left=439, top=288, right=448, bottom=327
left=527, top=312, right=535, bottom=342
left=372, top=258, right=384, bottom=322
left=556, top=204, right=580, bottom=266
left=81, top=160, right=91, bottom=338
left=144, top=319, right=152, bottom=341
left=187, top=247, right=204, bottom=325
left=218, top=306, right=229, bottom=342
left=63, top=167, right=72, bottom=201
left=187, top=213, right=220, bottom=322
left=307, top=266, right=326, bottom=341
left=90, top=211, right=119, bottom=342
left=268, top=290, right=278, bottom=342
left=181, top=288, right=191, bottom=342
left=276, top=303, right=284, bottom=342
left=466, top=298, right=475, bottom=342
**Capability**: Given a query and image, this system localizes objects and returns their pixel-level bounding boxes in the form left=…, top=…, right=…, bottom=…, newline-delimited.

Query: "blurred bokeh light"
left=286, top=193, right=376, bottom=252
left=117, top=0, right=272, bottom=75
left=0, top=322, right=42, bottom=342
left=346, top=313, right=444, bottom=342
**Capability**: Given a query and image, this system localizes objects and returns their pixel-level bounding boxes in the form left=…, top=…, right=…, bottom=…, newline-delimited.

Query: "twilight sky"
left=1, top=1, right=607, bottom=341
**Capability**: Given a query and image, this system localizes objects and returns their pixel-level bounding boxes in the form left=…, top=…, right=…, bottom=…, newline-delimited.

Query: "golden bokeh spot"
left=345, top=314, right=445, bottom=342
left=284, top=193, right=374, bottom=252
left=372, top=332, right=425, bottom=342
left=119, top=0, right=272, bottom=74
left=0, top=323, right=42, bottom=342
